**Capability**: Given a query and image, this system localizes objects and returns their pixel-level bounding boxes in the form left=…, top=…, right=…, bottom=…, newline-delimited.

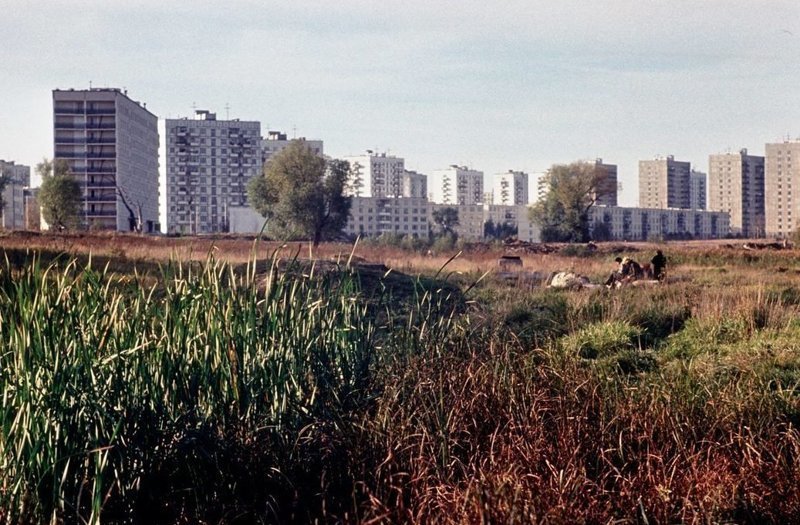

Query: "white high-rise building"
left=493, top=170, right=529, bottom=206
left=690, top=170, right=707, bottom=210
left=53, top=88, right=159, bottom=231
left=428, top=165, right=484, bottom=205
left=0, top=160, right=30, bottom=229
left=163, top=110, right=261, bottom=234
left=343, top=151, right=405, bottom=198
left=534, top=172, right=550, bottom=202
left=709, top=149, right=764, bottom=237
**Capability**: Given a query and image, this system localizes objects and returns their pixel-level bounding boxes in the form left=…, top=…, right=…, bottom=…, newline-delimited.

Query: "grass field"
left=1, top=232, right=799, bottom=523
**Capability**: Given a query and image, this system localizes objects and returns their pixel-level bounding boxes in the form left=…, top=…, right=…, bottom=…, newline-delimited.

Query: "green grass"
left=2, top=245, right=800, bottom=523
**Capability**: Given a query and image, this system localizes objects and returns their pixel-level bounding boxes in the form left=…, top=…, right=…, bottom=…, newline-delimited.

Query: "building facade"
left=690, top=170, right=707, bottom=210
left=343, top=152, right=405, bottom=198
left=261, top=131, right=323, bottom=167
left=402, top=170, right=428, bottom=199
left=765, top=140, right=800, bottom=238
left=428, top=165, right=484, bottom=205
left=163, top=110, right=261, bottom=234
left=493, top=170, right=529, bottom=206
left=0, top=160, right=30, bottom=229
left=344, top=196, right=430, bottom=238
left=590, top=206, right=729, bottom=241
left=53, top=88, right=159, bottom=231
left=593, top=159, right=618, bottom=206
left=639, top=156, right=691, bottom=209
left=709, top=149, right=764, bottom=237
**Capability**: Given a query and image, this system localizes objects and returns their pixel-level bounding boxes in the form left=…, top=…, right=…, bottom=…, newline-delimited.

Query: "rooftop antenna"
left=225, top=102, right=230, bottom=120
left=292, top=125, right=297, bottom=138
left=191, top=101, right=197, bottom=112
left=89, top=80, right=93, bottom=89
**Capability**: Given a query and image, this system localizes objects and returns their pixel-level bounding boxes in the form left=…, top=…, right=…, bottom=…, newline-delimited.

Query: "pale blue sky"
left=2, top=0, right=799, bottom=205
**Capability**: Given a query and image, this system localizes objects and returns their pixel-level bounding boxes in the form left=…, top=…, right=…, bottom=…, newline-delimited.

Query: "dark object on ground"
left=498, top=255, right=523, bottom=269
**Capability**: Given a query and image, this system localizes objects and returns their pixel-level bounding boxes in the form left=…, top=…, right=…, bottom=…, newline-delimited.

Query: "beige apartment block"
left=639, top=156, right=691, bottom=209
left=765, top=140, right=800, bottom=237
left=709, top=149, right=764, bottom=237
left=53, top=88, right=159, bottom=232
left=344, top=196, right=430, bottom=237
left=261, top=131, right=323, bottom=166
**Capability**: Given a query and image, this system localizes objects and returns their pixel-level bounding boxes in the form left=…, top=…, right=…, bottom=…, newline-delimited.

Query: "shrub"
left=560, top=321, right=643, bottom=359
left=629, top=302, right=691, bottom=348
left=503, top=291, right=569, bottom=347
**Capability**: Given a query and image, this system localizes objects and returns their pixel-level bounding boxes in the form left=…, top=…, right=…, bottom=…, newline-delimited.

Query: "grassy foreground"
left=1, top=243, right=799, bottom=523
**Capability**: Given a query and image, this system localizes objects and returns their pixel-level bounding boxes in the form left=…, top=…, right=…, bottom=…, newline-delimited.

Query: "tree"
left=529, top=161, right=614, bottom=242
left=432, top=207, right=459, bottom=235
left=591, top=221, right=612, bottom=242
left=247, top=140, right=352, bottom=248
left=484, top=219, right=518, bottom=240
left=37, top=159, right=82, bottom=231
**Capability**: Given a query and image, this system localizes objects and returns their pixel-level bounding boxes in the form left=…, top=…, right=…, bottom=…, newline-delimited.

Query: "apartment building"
left=639, top=155, right=691, bottom=209
left=402, top=170, right=427, bottom=199
left=534, top=173, right=550, bottom=203
left=428, top=165, right=484, bottom=205
left=53, top=88, right=159, bottom=231
left=344, top=196, right=430, bottom=237
left=261, top=130, right=323, bottom=166
left=765, top=139, right=800, bottom=237
left=493, top=170, right=529, bottom=206
left=163, top=110, right=261, bottom=234
left=708, top=149, right=764, bottom=237
left=590, top=206, right=729, bottom=241
left=690, top=170, right=707, bottom=210
left=0, top=160, right=30, bottom=229
left=343, top=151, right=405, bottom=198
left=593, top=159, right=618, bottom=206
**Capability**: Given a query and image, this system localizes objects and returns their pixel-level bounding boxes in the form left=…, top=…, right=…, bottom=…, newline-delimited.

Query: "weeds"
left=1, top=241, right=800, bottom=523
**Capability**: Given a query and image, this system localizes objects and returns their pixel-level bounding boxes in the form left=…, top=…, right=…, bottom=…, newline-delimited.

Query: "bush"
left=629, top=302, right=691, bottom=348
left=560, top=321, right=642, bottom=359
left=609, top=349, right=658, bottom=374
left=503, top=291, right=569, bottom=347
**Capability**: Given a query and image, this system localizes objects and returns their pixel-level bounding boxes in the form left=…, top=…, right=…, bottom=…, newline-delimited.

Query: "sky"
left=1, top=0, right=799, bottom=206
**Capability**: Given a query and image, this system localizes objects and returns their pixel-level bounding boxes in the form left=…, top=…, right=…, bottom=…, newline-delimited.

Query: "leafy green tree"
left=529, top=161, right=614, bottom=242
left=37, top=159, right=82, bottom=231
left=484, top=219, right=518, bottom=240
left=432, top=207, right=459, bottom=235
left=247, top=140, right=352, bottom=248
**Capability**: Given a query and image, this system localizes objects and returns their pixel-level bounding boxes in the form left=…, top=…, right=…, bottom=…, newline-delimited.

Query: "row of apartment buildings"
left=0, top=87, right=796, bottom=241
left=637, top=147, right=797, bottom=239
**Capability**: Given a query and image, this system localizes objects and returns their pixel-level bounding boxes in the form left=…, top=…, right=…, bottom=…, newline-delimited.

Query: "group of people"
left=604, top=250, right=667, bottom=288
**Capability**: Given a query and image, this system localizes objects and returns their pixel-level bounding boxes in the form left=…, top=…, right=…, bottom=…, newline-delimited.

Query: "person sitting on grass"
left=605, top=256, right=643, bottom=287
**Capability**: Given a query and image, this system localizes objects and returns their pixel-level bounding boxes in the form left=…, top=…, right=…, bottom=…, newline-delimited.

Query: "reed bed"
left=1, top=244, right=799, bottom=523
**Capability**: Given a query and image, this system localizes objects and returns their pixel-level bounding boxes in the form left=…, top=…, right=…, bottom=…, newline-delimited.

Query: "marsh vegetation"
left=1, top=236, right=799, bottom=523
